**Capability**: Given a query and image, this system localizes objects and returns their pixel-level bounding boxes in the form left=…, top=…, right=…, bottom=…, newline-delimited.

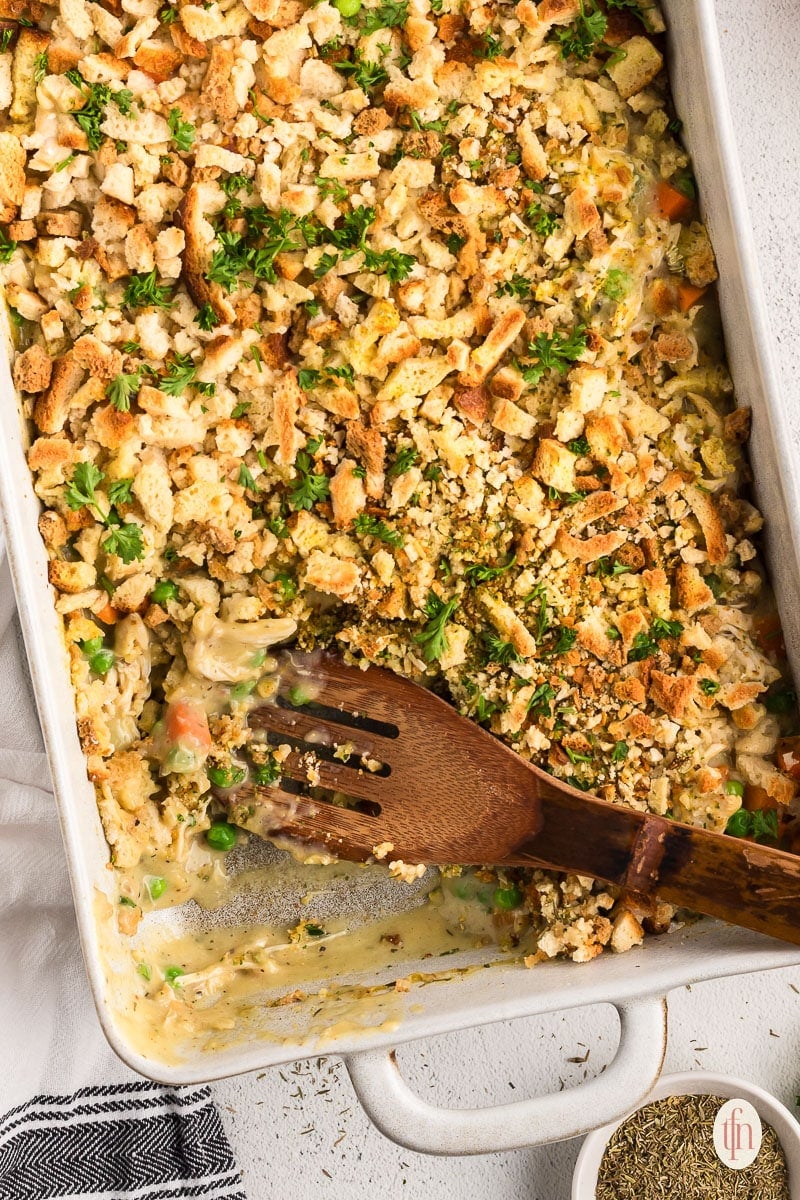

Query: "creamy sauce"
left=100, top=878, right=506, bottom=1066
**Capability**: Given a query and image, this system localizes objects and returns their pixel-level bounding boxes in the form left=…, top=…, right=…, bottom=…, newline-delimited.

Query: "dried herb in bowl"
left=596, top=1094, right=790, bottom=1199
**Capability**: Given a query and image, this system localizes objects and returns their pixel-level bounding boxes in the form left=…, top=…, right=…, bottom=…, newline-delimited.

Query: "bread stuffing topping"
left=4, top=0, right=799, bottom=970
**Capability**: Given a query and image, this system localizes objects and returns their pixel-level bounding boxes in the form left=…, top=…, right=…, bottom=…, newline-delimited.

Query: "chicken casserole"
left=2, top=0, right=799, bottom=971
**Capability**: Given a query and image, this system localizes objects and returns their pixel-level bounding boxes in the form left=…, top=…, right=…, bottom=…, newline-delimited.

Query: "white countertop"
left=212, top=4, right=800, bottom=1195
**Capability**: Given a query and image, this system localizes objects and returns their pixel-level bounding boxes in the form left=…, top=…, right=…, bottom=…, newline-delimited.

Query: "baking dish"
left=2, top=0, right=800, bottom=1157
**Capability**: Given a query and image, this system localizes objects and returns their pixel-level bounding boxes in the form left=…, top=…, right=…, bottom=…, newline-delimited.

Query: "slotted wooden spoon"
left=222, top=649, right=800, bottom=946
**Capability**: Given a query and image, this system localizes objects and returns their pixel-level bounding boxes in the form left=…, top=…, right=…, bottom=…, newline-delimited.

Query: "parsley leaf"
left=195, top=302, right=219, bottom=331
left=699, top=678, right=720, bottom=695
left=414, top=592, right=458, bottom=664
left=345, top=0, right=408, bottom=34
left=553, top=626, right=577, bottom=654
left=482, top=631, right=522, bottom=665
left=106, top=371, right=141, bottom=412
left=527, top=682, right=557, bottom=717
left=123, top=269, right=173, bottom=309
left=336, top=53, right=389, bottom=95
left=567, top=435, right=590, bottom=456
left=495, top=274, right=533, bottom=299
left=288, top=445, right=330, bottom=511
left=168, top=107, right=195, bottom=152
left=66, top=72, right=134, bottom=151
left=387, top=446, right=419, bottom=477
left=464, top=556, right=516, bottom=585
left=33, top=50, right=48, bottom=83
left=611, top=740, right=629, bottom=763
left=315, top=175, right=349, bottom=202
left=107, top=478, right=134, bottom=506
left=0, top=229, right=17, bottom=263
left=65, top=462, right=103, bottom=511
left=362, top=246, right=416, bottom=280
left=551, top=2, right=607, bottom=61
left=522, top=326, right=588, bottom=385
left=353, top=514, right=403, bottom=547
left=103, top=522, right=144, bottom=564
left=160, top=353, right=198, bottom=396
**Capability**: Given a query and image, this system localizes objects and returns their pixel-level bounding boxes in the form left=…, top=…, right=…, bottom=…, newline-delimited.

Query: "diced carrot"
left=165, top=698, right=211, bottom=751
left=96, top=602, right=118, bottom=625
left=743, top=784, right=776, bottom=812
left=753, top=613, right=786, bottom=659
left=656, top=180, right=693, bottom=221
left=676, top=281, right=707, bottom=312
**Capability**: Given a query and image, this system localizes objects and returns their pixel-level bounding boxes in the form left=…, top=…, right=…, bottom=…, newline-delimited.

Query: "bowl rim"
left=571, top=1070, right=800, bottom=1199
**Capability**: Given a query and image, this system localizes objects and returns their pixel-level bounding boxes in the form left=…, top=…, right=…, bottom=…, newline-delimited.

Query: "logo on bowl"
left=713, top=1097, right=762, bottom=1169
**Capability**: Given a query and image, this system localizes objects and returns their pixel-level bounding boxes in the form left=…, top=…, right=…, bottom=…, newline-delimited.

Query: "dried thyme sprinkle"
left=596, top=1093, right=790, bottom=1199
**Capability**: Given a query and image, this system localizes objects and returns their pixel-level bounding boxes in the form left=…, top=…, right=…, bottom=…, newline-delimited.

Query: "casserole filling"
left=2, top=0, right=798, bottom=970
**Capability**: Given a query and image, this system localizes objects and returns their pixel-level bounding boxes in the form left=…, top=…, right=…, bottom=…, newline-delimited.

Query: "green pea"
left=493, top=885, right=523, bottom=910
left=152, top=579, right=180, bottom=604
left=206, top=821, right=238, bottom=851
left=725, top=779, right=745, bottom=797
left=146, top=875, right=168, bottom=900
left=164, top=965, right=184, bottom=987
left=207, top=764, right=247, bottom=788
left=334, top=0, right=361, bottom=15
left=725, top=809, right=751, bottom=838
left=288, top=685, right=311, bottom=707
left=231, top=678, right=257, bottom=702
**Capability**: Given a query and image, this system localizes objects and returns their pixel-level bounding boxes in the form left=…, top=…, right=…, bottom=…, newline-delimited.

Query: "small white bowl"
left=572, top=1071, right=800, bottom=1198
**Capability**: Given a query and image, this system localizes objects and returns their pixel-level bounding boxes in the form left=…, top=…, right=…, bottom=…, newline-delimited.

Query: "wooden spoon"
left=222, top=649, right=800, bottom=946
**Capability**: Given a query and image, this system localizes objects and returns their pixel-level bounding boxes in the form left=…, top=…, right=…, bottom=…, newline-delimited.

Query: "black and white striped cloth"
left=0, top=1083, right=246, bottom=1200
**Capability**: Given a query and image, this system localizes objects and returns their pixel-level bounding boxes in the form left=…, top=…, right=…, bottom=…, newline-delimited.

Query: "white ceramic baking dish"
left=2, top=0, right=800, bottom=1158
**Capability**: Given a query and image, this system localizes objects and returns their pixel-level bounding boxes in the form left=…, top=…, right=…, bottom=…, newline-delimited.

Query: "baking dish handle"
left=345, top=995, right=666, bottom=1155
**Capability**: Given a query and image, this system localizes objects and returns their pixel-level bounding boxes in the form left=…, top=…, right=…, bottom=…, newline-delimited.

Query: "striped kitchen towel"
left=0, top=1083, right=246, bottom=1200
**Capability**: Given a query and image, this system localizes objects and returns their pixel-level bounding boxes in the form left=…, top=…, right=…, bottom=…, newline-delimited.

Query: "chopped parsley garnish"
left=195, top=302, right=219, bottom=331
left=699, top=678, right=720, bottom=696
left=313, top=250, right=340, bottom=278
left=567, top=435, right=590, bottom=456
left=611, top=740, right=629, bottom=763
left=553, top=626, right=577, bottom=654
left=551, top=1, right=607, bottom=62
left=362, top=246, right=416, bottom=280
left=521, top=326, right=588, bottom=386
left=344, top=0, right=408, bottom=33
left=423, top=463, right=443, bottom=482
left=0, top=29, right=14, bottom=52
left=168, top=107, right=195, bottom=152
left=238, top=463, right=259, bottom=492
left=595, top=556, right=632, bottom=578
left=475, top=29, right=503, bottom=59
left=123, top=270, right=173, bottom=309
left=102, top=523, right=145, bottom=564
left=66, top=72, right=134, bottom=151
left=387, top=446, right=419, bottom=477
left=336, top=52, right=389, bottom=95
left=446, top=232, right=466, bottom=255
left=495, top=274, right=533, bottom=299
left=287, top=444, right=330, bottom=511
left=627, top=618, right=683, bottom=662
left=33, top=50, right=48, bottom=83
left=526, top=204, right=559, bottom=238
left=414, top=592, right=458, bottom=664
left=106, top=370, right=142, bottom=412
left=298, top=364, right=355, bottom=390
left=527, top=682, right=557, bottom=717
left=409, top=110, right=447, bottom=133
left=160, top=353, right=201, bottom=396
left=464, top=556, right=516, bottom=585
left=159, top=4, right=178, bottom=22
left=107, top=478, right=134, bottom=506
left=0, top=229, right=17, bottom=263
left=482, top=631, right=522, bottom=666
left=315, top=175, right=349, bottom=202
left=353, top=514, right=403, bottom=547
left=564, top=744, right=592, bottom=765
left=64, top=463, right=145, bottom=563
